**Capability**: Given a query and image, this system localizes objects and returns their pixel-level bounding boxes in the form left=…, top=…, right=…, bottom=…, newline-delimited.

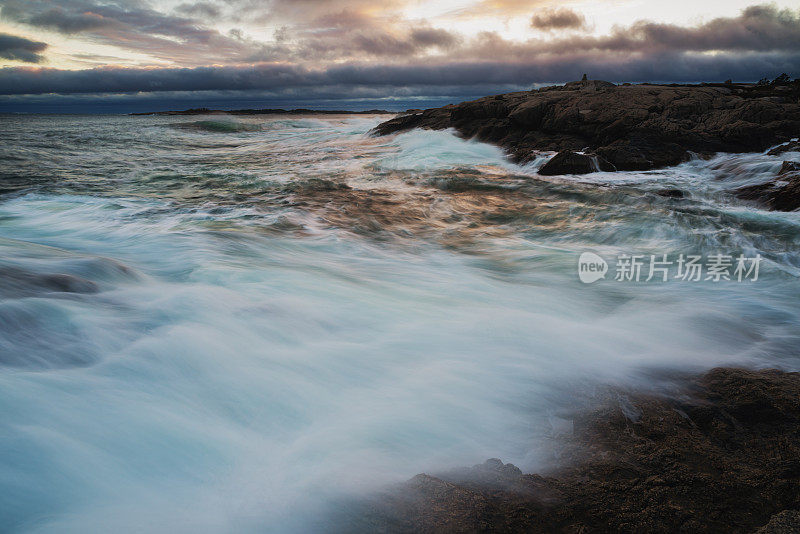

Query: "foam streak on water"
left=0, top=114, right=799, bottom=532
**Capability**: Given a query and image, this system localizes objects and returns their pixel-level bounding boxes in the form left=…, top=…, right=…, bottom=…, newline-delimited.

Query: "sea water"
left=1, top=114, right=799, bottom=532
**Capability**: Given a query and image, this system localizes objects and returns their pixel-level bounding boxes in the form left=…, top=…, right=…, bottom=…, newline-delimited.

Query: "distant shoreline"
left=130, top=107, right=394, bottom=116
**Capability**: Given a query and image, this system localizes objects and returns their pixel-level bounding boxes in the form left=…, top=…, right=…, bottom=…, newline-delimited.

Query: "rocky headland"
left=372, top=79, right=800, bottom=174
left=350, top=368, right=800, bottom=533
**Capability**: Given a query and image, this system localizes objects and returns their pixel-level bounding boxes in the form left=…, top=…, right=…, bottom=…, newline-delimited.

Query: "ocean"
left=1, top=113, right=799, bottom=532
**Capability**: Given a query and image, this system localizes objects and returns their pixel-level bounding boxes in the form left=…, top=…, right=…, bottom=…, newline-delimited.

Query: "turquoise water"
left=1, top=114, right=799, bottom=532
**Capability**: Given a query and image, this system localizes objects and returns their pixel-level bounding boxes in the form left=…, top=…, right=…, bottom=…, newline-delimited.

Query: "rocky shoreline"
left=372, top=79, right=800, bottom=172
left=373, top=78, right=800, bottom=212
left=347, top=367, right=800, bottom=533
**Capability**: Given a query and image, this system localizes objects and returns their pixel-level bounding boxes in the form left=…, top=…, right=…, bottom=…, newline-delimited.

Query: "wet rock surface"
left=351, top=368, right=800, bottom=533
left=735, top=160, right=800, bottom=211
left=538, top=151, right=614, bottom=175
left=756, top=510, right=800, bottom=534
left=372, top=81, right=800, bottom=172
left=767, top=141, right=800, bottom=157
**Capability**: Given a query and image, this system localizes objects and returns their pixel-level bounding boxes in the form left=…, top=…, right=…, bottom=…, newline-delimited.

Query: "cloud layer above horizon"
left=0, top=0, right=799, bottom=107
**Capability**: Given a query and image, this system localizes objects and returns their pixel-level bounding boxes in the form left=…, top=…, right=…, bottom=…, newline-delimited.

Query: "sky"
left=0, top=0, right=799, bottom=113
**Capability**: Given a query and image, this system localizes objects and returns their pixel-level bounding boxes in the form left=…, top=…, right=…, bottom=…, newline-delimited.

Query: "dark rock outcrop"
left=735, top=161, right=800, bottom=211
left=781, top=161, right=800, bottom=174
left=357, top=368, right=800, bottom=533
left=538, top=151, right=614, bottom=175
left=372, top=80, right=800, bottom=173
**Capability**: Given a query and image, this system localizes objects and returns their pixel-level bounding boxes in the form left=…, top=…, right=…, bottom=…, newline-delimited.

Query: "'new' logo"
left=578, top=252, right=607, bottom=283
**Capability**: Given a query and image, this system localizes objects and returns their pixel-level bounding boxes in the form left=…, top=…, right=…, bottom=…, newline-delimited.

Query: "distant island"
left=131, top=107, right=393, bottom=116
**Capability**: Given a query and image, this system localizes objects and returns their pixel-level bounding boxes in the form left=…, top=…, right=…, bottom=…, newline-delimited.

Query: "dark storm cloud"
left=346, top=27, right=461, bottom=56
left=530, top=8, right=587, bottom=31
left=452, top=4, right=800, bottom=63
left=26, top=8, right=111, bottom=33
left=8, top=1, right=217, bottom=41
left=639, top=4, right=800, bottom=51
left=350, top=33, right=417, bottom=56
left=535, top=4, right=800, bottom=54
left=0, top=33, right=47, bottom=63
left=1, top=0, right=110, bottom=33
left=0, top=0, right=256, bottom=65
left=1, top=49, right=798, bottom=97
left=410, top=28, right=461, bottom=49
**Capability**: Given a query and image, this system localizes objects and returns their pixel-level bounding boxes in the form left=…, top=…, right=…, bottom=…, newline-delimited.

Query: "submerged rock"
left=655, top=188, right=686, bottom=198
left=0, top=265, right=99, bottom=298
left=372, top=81, right=800, bottom=173
left=735, top=160, right=800, bottom=211
left=357, top=368, right=800, bottom=533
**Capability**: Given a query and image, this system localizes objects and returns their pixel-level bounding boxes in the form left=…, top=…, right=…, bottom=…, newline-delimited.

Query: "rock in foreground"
left=351, top=368, right=800, bottom=533
left=372, top=80, right=800, bottom=172
left=736, top=161, right=800, bottom=211
left=538, top=151, right=614, bottom=175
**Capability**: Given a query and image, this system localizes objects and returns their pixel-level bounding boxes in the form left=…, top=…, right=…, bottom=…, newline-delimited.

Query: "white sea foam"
left=376, top=128, right=512, bottom=171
